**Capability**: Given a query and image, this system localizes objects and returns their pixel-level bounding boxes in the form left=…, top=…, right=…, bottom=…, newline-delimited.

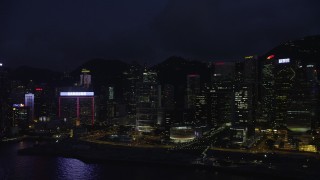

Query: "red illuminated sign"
left=267, top=55, right=275, bottom=60
left=35, top=88, right=43, bottom=91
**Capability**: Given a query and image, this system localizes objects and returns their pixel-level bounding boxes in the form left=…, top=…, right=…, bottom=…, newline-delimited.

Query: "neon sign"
left=60, top=92, right=94, bottom=96
left=267, top=55, right=275, bottom=60
left=13, top=104, right=25, bottom=107
left=278, top=58, right=290, bottom=64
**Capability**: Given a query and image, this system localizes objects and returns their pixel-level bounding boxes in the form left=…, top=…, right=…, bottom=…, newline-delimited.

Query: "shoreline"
left=17, top=140, right=318, bottom=179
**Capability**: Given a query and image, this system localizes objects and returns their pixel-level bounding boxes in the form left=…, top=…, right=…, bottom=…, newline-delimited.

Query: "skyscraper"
left=0, top=63, right=9, bottom=135
left=58, top=92, right=95, bottom=126
left=25, top=93, right=34, bottom=125
left=258, top=55, right=275, bottom=129
left=260, top=56, right=319, bottom=133
left=34, top=85, right=53, bottom=122
left=233, top=59, right=256, bottom=137
left=123, top=64, right=142, bottom=118
left=80, top=69, right=92, bottom=89
left=208, top=62, right=235, bottom=127
left=11, top=104, right=30, bottom=129
left=186, top=74, right=200, bottom=109
left=136, top=69, right=161, bottom=132
left=195, top=90, right=208, bottom=126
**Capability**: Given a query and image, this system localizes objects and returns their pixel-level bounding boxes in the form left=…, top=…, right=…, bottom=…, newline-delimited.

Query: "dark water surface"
left=0, top=141, right=259, bottom=180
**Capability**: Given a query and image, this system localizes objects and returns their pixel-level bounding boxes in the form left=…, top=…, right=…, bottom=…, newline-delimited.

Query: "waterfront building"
left=25, top=93, right=34, bottom=125
left=34, top=85, right=54, bottom=122
left=11, top=104, right=30, bottom=129
left=136, top=69, right=161, bottom=132
left=58, top=91, right=95, bottom=126
left=260, top=55, right=319, bottom=133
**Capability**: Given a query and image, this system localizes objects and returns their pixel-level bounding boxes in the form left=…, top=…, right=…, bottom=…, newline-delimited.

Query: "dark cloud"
left=0, top=0, right=320, bottom=70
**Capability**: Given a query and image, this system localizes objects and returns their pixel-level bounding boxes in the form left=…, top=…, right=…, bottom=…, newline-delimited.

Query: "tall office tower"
left=232, top=84, right=251, bottom=144
left=234, top=84, right=252, bottom=127
left=164, top=111, right=173, bottom=139
left=258, top=55, right=276, bottom=129
left=195, top=88, right=208, bottom=126
left=285, top=63, right=318, bottom=132
left=11, top=104, right=30, bottom=129
left=9, top=81, right=26, bottom=104
left=305, top=65, right=320, bottom=129
left=136, top=69, right=160, bottom=132
left=59, top=92, right=95, bottom=126
left=162, top=84, right=175, bottom=110
left=123, top=64, right=142, bottom=117
left=34, top=85, right=53, bottom=122
left=0, top=63, right=9, bottom=134
left=96, top=85, right=115, bottom=122
left=80, top=69, right=92, bottom=89
left=186, top=74, right=200, bottom=109
left=25, top=93, right=35, bottom=125
left=233, top=59, right=256, bottom=136
left=208, top=62, right=235, bottom=127
left=273, top=59, right=294, bottom=129
left=261, top=56, right=319, bottom=133
left=25, top=80, right=35, bottom=94
left=102, top=85, right=117, bottom=120
left=162, top=84, right=175, bottom=138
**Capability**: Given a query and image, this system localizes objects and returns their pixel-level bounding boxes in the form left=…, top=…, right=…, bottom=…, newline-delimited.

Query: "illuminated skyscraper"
left=260, top=56, right=319, bottom=133
left=123, top=64, right=142, bottom=117
left=25, top=93, right=35, bottom=124
left=11, top=104, right=29, bottom=129
left=58, top=92, right=95, bottom=126
left=136, top=69, right=161, bottom=132
left=80, top=69, right=92, bottom=89
left=186, top=74, right=200, bottom=109
left=258, top=55, right=276, bottom=129
left=34, top=85, right=53, bottom=122
left=195, top=90, right=208, bottom=126
left=233, top=59, right=256, bottom=136
left=208, top=62, right=235, bottom=127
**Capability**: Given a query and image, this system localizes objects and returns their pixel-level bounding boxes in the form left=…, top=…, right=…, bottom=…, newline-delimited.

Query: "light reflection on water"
left=0, top=141, right=251, bottom=180
left=56, top=157, right=98, bottom=180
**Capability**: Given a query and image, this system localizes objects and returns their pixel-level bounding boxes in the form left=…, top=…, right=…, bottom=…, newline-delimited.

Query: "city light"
left=60, top=92, right=94, bottom=96
left=278, top=58, right=290, bottom=64
left=35, top=88, right=43, bottom=91
left=13, top=104, right=25, bottom=107
left=0, top=63, right=2, bottom=66
left=81, top=68, right=90, bottom=73
left=267, top=55, right=275, bottom=60
left=244, top=56, right=254, bottom=59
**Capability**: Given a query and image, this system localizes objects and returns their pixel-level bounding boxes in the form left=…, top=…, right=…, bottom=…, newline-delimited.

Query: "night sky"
left=1, top=0, right=320, bottom=71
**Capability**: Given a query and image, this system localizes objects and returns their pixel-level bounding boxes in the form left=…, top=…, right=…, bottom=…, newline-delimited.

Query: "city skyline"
left=2, top=1, right=320, bottom=179
left=2, top=52, right=320, bottom=179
